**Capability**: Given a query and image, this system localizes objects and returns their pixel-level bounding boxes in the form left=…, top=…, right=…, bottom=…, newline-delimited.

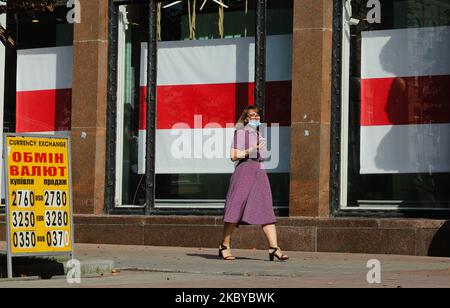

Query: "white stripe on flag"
left=138, top=127, right=291, bottom=174
left=17, top=46, right=73, bottom=91
left=140, top=35, right=292, bottom=86
left=360, top=124, right=450, bottom=174
left=362, top=26, right=450, bottom=79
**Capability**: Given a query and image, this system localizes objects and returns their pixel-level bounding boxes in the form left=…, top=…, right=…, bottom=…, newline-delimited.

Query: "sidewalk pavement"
left=0, top=242, right=449, bottom=288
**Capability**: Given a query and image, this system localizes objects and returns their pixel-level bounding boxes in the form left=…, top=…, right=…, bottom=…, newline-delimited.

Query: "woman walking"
left=219, top=106, right=289, bottom=261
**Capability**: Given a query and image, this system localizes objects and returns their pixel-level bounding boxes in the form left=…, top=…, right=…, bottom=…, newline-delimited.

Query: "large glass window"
left=341, top=0, right=450, bottom=210
left=115, top=0, right=293, bottom=210
left=1, top=6, right=73, bottom=207
left=5, top=5, right=73, bottom=134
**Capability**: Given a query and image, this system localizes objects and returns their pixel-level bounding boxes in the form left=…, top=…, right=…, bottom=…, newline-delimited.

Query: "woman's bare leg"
left=262, top=223, right=278, bottom=248
left=221, top=223, right=237, bottom=259
left=222, top=223, right=237, bottom=247
left=262, top=224, right=288, bottom=259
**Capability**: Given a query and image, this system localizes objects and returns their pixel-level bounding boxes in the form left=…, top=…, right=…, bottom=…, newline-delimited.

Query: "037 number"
left=46, top=230, right=69, bottom=248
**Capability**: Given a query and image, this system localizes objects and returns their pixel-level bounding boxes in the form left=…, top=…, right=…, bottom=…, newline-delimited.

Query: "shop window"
left=1, top=6, right=73, bottom=207
left=114, top=0, right=293, bottom=210
left=4, top=6, right=73, bottom=135
left=340, top=0, right=450, bottom=210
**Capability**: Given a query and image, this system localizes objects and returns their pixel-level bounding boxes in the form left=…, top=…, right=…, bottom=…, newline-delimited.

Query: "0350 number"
left=12, top=231, right=36, bottom=248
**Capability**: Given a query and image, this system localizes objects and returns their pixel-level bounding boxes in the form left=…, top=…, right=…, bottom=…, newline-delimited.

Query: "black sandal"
left=219, top=244, right=236, bottom=260
left=269, top=247, right=289, bottom=261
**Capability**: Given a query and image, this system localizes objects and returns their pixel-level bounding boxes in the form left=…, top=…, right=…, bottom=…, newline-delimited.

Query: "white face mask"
left=248, top=119, right=261, bottom=129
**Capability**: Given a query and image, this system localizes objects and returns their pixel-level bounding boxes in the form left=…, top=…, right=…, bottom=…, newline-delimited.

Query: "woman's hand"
left=249, top=141, right=265, bottom=154
left=231, top=142, right=266, bottom=161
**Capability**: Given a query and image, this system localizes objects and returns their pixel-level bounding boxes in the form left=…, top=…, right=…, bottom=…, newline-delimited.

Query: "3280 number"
left=45, top=211, right=69, bottom=227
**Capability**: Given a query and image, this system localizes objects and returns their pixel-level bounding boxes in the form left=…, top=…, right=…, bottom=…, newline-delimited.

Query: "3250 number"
left=12, top=211, right=35, bottom=228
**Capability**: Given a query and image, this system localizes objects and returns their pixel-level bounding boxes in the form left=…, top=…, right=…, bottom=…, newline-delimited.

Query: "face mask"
left=247, top=120, right=261, bottom=129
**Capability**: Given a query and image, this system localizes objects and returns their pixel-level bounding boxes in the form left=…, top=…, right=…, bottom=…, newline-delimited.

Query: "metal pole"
left=3, top=135, right=12, bottom=278
left=255, top=0, right=266, bottom=118
left=145, top=0, right=157, bottom=215
left=3, top=6, right=13, bottom=276
left=0, top=1, right=6, bottom=205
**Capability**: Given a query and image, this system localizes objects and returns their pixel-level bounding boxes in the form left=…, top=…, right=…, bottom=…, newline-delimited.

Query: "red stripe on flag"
left=16, top=89, right=72, bottom=132
left=139, top=81, right=292, bottom=129
left=361, top=75, right=450, bottom=126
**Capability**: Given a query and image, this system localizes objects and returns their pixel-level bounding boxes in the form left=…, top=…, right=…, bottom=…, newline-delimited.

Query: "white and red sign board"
left=139, top=35, right=293, bottom=174
left=16, top=46, right=73, bottom=134
left=360, top=26, right=450, bottom=174
left=14, top=36, right=293, bottom=176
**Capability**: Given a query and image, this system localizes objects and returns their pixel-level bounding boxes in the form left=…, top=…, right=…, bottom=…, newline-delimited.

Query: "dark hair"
left=236, top=106, right=260, bottom=129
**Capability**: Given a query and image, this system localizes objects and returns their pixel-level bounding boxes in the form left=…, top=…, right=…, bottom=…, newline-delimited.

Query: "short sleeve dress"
left=223, top=125, right=276, bottom=226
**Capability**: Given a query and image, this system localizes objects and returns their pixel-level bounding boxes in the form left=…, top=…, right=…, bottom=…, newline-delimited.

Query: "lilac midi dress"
left=223, top=125, right=276, bottom=226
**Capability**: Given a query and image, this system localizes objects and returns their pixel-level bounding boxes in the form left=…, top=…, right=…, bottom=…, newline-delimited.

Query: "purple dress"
left=223, top=125, right=276, bottom=226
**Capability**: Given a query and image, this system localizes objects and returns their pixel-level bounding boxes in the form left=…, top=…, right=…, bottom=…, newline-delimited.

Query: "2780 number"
left=44, top=190, right=67, bottom=207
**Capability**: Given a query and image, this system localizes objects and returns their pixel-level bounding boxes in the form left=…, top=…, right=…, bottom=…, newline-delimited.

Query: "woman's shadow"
left=428, top=221, right=450, bottom=257
left=368, top=27, right=450, bottom=204
left=186, top=253, right=263, bottom=261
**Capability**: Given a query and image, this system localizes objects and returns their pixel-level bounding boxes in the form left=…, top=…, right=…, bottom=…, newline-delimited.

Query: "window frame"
left=0, top=1, right=72, bottom=213
left=330, top=0, right=450, bottom=219
left=106, top=0, right=289, bottom=216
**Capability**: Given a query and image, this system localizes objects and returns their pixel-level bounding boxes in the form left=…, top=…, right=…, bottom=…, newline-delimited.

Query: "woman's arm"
left=230, top=147, right=254, bottom=162
left=230, top=142, right=266, bottom=162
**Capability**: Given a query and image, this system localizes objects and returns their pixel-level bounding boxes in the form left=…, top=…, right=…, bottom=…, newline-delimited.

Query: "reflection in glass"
left=346, top=0, right=450, bottom=208
left=116, top=1, right=293, bottom=208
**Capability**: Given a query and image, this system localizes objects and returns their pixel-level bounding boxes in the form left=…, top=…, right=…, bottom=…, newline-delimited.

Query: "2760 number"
left=12, top=190, right=35, bottom=207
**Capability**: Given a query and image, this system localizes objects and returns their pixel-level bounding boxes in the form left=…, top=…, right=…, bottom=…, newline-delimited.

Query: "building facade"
left=0, top=0, right=449, bottom=256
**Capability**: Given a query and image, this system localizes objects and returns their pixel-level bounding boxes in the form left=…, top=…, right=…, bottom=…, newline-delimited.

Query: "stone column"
left=71, top=0, right=108, bottom=214
left=289, top=0, right=333, bottom=217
